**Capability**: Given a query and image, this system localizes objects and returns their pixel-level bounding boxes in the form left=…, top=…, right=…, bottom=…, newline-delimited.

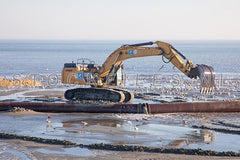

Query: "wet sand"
left=0, top=88, right=240, bottom=159
left=1, top=139, right=239, bottom=160
left=1, top=108, right=240, bottom=159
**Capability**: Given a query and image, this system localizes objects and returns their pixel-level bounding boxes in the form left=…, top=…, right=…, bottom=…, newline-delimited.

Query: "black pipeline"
left=0, top=101, right=240, bottom=113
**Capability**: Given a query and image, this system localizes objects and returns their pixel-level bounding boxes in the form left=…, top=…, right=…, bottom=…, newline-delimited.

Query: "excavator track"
left=64, top=88, right=125, bottom=103
left=113, top=88, right=134, bottom=103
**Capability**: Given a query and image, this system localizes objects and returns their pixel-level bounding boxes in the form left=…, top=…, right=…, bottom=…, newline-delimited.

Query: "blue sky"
left=0, top=0, right=239, bottom=40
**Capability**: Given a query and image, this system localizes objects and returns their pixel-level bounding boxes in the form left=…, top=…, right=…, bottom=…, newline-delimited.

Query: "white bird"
left=134, top=125, right=139, bottom=131
left=115, top=114, right=122, bottom=119
left=135, top=119, right=141, bottom=122
left=46, top=114, right=52, bottom=123
left=127, top=121, right=133, bottom=126
left=183, top=120, right=188, bottom=125
left=46, top=118, right=51, bottom=123
left=142, top=117, right=148, bottom=121
left=81, top=121, right=88, bottom=126
left=228, top=92, right=231, bottom=97
left=47, top=124, right=52, bottom=128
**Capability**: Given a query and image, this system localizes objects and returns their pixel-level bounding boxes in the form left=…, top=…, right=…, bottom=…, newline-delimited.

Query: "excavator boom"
left=100, top=41, right=215, bottom=93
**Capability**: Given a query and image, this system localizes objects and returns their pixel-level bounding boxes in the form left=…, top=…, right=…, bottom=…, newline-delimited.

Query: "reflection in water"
left=46, top=115, right=53, bottom=133
left=36, top=147, right=93, bottom=157
left=60, top=117, right=219, bottom=151
left=168, top=129, right=215, bottom=147
left=168, top=140, right=186, bottom=147
left=62, top=118, right=123, bottom=128
left=200, top=129, right=215, bottom=143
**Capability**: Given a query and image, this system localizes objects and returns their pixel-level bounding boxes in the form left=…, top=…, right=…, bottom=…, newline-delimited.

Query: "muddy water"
left=0, top=112, right=240, bottom=153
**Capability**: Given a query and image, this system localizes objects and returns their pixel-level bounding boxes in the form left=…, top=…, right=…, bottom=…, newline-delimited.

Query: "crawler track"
left=64, top=88, right=126, bottom=103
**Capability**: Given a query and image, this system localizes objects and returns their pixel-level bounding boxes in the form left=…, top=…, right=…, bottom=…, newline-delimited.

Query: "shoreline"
left=0, top=132, right=239, bottom=159
left=0, top=87, right=240, bottom=159
left=1, top=140, right=239, bottom=160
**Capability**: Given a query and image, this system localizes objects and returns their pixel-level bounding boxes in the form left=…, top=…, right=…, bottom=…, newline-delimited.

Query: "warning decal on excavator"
left=78, top=73, right=83, bottom=80
left=129, top=50, right=133, bottom=56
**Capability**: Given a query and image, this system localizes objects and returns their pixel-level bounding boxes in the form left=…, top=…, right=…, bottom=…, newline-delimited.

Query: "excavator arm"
left=100, top=41, right=215, bottom=93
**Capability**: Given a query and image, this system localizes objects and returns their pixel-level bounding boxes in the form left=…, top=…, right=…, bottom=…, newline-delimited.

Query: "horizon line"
left=0, top=38, right=240, bottom=41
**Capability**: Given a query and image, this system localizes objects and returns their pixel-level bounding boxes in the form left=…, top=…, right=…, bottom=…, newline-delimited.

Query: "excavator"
left=61, top=41, right=215, bottom=103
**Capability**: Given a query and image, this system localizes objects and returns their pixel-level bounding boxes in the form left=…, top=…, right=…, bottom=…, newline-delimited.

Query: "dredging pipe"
left=0, top=101, right=239, bottom=113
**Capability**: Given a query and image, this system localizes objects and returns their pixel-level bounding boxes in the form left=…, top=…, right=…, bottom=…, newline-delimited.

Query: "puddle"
left=36, top=147, right=94, bottom=157
left=63, top=118, right=124, bottom=128
left=0, top=113, right=240, bottom=153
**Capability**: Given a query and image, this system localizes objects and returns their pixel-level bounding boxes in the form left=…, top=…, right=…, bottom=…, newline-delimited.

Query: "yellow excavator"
left=61, top=41, right=215, bottom=103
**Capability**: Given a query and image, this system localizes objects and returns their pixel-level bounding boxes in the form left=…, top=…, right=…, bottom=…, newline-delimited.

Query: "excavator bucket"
left=188, top=64, right=215, bottom=94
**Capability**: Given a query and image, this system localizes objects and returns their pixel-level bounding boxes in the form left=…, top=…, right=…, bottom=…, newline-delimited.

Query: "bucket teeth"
left=206, top=88, right=209, bottom=94
left=191, top=64, right=215, bottom=94
left=201, top=87, right=214, bottom=95
left=209, top=87, right=213, bottom=94
left=201, top=87, right=205, bottom=94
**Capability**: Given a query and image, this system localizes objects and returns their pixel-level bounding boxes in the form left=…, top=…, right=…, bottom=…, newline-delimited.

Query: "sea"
left=0, top=40, right=239, bottom=77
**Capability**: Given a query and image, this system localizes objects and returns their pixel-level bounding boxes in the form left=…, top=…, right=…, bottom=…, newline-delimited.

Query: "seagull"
left=134, top=125, right=139, bottom=131
left=142, top=117, right=148, bottom=121
left=183, top=120, right=188, bottom=125
left=135, top=119, right=141, bottom=122
left=115, top=114, right=122, bottom=119
left=81, top=121, right=88, bottom=126
left=228, top=92, right=231, bottom=97
left=46, top=118, right=51, bottom=123
left=47, top=124, right=52, bottom=128
left=127, top=121, right=133, bottom=126
left=46, top=114, right=52, bottom=123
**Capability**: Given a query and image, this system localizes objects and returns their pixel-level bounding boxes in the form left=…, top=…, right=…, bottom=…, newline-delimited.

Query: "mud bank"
left=192, top=125, right=240, bottom=135
left=0, top=132, right=239, bottom=157
left=0, top=78, right=41, bottom=88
